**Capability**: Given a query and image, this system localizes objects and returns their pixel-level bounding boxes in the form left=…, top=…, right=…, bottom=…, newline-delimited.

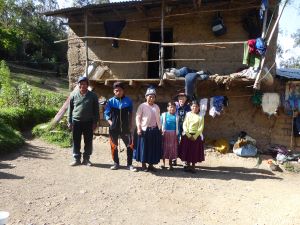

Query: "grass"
left=10, top=72, right=69, bottom=96
left=0, top=69, right=71, bottom=152
left=32, top=118, right=72, bottom=148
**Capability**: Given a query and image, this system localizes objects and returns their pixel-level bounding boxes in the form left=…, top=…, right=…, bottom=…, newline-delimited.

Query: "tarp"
left=276, top=68, right=300, bottom=79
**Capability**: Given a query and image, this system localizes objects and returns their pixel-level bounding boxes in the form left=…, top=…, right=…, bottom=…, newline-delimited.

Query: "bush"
left=0, top=120, right=24, bottom=154
left=0, top=107, right=57, bottom=130
left=32, top=118, right=72, bottom=148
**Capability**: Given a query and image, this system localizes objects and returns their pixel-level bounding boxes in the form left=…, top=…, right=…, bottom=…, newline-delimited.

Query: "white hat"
left=145, top=87, right=156, bottom=96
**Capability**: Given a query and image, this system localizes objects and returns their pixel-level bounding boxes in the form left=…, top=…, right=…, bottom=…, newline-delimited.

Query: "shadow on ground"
left=149, top=165, right=282, bottom=181
left=0, top=162, right=24, bottom=179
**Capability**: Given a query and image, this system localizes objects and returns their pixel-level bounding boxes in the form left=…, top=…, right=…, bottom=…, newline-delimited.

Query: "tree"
left=0, top=0, right=67, bottom=64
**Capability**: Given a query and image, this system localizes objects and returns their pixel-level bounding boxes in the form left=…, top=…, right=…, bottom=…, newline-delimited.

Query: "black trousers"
left=109, top=131, right=133, bottom=166
left=72, top=121, right=93, bottom=161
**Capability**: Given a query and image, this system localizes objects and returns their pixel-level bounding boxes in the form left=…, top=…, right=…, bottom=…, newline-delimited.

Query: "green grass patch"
left=0, top=120, right=24, bottom=154
left=283, top=162, right=300, bottom=173
left=32, top=118, right=72, bottom=148
left=0, top=107, right=57, bottom=130
left=10, top=72, right=69, bottom=96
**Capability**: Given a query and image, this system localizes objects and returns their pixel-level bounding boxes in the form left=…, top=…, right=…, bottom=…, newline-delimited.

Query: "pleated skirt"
left=134, top=127, right=162, bottom=164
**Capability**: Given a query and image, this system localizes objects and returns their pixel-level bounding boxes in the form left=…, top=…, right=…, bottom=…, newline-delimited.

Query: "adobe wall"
left=67, top=6, right=277, bottom=88
left=90, top=78, right=298, bottom=152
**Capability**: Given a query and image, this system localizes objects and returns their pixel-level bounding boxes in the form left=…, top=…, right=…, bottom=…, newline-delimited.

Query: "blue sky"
left=57, top=0, right=300, bottom=64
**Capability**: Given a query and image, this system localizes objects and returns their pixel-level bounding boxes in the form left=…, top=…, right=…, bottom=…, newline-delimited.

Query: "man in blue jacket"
left=104, top=82, right=137, bottom=172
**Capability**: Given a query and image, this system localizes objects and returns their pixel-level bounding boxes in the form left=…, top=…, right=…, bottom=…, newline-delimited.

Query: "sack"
left=212, top=12, right=227, bottom=36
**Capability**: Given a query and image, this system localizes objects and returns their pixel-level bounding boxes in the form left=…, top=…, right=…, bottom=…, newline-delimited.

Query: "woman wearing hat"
left=134, top=87, right=162, bottom=172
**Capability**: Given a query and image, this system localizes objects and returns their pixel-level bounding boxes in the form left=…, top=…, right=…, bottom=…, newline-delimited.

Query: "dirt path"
left=1, top=136, right=300, bottom=225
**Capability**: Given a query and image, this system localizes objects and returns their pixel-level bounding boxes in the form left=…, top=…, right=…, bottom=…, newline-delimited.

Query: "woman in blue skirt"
left=134, top=87, right=162, bottom=172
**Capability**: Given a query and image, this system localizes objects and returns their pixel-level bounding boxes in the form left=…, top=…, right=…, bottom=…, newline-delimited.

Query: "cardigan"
left=136, top=102, right=161, bottom=132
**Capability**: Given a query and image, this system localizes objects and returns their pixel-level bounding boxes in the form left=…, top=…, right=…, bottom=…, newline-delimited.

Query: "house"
left=46, top=0, right=298, bottom=151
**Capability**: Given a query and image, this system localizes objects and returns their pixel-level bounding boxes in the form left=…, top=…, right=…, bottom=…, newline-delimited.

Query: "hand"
left=137, top=130, right=142, bottom=136
left=108, top=120, right=112, bottom=126
left=189, top=136, right=195, bottom=141
left=67, top=123, right=73, bottom=131
left=162, top=130, right=165, bottom=135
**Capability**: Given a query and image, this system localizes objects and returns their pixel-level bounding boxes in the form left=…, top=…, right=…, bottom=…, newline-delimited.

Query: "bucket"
left=261, top=67, right=274, bottom=86
left=0, top=211, right=9, bottom=225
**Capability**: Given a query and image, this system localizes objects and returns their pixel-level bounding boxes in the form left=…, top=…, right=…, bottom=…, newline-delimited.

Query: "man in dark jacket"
left=104, top=82, right=137, bottom=172
left=68, top=76, right=99, bottom=166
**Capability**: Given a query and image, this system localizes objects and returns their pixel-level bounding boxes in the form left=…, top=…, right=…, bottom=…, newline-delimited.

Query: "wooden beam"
left=159, top=0, right=165, bottom=80
left=84, top=11, right=89, bottom=77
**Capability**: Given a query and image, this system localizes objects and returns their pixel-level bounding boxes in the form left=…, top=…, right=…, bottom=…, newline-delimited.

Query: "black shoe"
left=82, top=159, right=93, bottom=166
left=70, top=160, right=81, bottom=166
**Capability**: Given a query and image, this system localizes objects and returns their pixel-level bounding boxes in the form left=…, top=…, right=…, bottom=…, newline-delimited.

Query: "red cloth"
left=248, top=39, right=257, bottom=55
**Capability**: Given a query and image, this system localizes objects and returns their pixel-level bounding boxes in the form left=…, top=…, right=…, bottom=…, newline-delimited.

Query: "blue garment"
left=185, top=73, right=199, bottom=99
left=161, top=112, right=176, bottom=131
left=255, top=38, right=266, bottom=55
left=176, top=102, right=190, bottom=138
left=134, top=127, right=162, bottom=164
left=174, top=67, right=197, bottom=77
left=103, top=20, right=126, bottom=48
left=213, top=96, right=225, bottom=112
left=260, top=0, right=268, bottom=20
left=234, top=144, right=257, bottom=157
left=104, top=96, right=133, bottom=133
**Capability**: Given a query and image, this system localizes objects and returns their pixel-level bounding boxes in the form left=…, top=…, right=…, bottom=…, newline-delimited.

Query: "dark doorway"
left=148, top=29, right=173, bottom=78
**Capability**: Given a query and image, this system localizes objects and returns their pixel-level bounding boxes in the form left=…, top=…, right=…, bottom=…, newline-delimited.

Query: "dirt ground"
left=1, top=135, right=300, bottom=225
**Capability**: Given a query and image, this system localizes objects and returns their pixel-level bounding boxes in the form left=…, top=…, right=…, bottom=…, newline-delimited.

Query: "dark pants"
left=109, top=131, right=133, bottom=166
left=72, top=121, right=93, bottom=161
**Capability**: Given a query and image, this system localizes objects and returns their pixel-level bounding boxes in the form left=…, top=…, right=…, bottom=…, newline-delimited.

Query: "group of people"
left=68, top=76, right=205, bottom=173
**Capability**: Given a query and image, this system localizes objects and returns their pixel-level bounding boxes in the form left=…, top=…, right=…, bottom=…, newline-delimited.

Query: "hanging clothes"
left=293, top=116, right=300, bottom=137
left=103, top=20, right=126, bottom=48
left=260, top=0, right=269, bottom=20
left=243, top=41, right=261, bottom=69
left=199, top=98, right=208, bottom=117
left=261, top=93, right=280, bottom=116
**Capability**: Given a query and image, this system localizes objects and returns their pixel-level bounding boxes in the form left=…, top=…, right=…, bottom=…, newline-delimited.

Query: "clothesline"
left=54, top=36, right=244, bottom=49
left=94, top=58, right=206, bottom=64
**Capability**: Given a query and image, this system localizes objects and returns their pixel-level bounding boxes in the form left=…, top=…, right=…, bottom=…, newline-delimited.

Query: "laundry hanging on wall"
left=103, top=20, right=126, bottom=48
left=261, top=93, right=280, bottom=116
left=209, top=96, right=229, bottom=118
left=199, top=98, right=208, bottom=117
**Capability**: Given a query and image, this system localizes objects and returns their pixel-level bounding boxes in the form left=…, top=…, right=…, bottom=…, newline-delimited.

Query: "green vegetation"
left=0, top=119, right=24, bottom=154
left=32, top=118, right=72, bottom=148
left=0, top=107, right=57, bottom=130
left=0, top=60, right=70, bottom=153
left=283, top=162, right=300, bottom=173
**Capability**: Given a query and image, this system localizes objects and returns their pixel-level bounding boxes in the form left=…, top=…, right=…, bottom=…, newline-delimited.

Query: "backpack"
left=212, top=12, right=227, bottom=36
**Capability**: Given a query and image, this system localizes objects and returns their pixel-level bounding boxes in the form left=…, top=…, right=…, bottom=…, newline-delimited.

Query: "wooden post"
left=253, top=0, right=288, bottom=89
left=84, top=11, right=89, bottom=77
left=159, top=0, right=165, bottom=79
left=261, top=9, right=268, bottom=38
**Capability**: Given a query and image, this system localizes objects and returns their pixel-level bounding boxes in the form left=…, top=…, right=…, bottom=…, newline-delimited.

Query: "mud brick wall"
left=67, top=4, right=278, bottom=86
left=89, top=79, right=299, bottom=152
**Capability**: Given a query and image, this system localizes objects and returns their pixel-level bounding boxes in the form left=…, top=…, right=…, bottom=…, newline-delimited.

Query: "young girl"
left=134, top=87, right=162, bottom=172
left=178, top=100, right=205, bottom=173
left=161, top=102, right=179, bottom=170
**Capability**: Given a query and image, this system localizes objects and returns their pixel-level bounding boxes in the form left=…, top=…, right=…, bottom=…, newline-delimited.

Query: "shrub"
left=32, top=118, right=72, bottom=148
left=0, top=107, right=57, bottom=130
left=0, top=60, right=13, bottom=106
left=0, top=120, right=24, bottom=154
